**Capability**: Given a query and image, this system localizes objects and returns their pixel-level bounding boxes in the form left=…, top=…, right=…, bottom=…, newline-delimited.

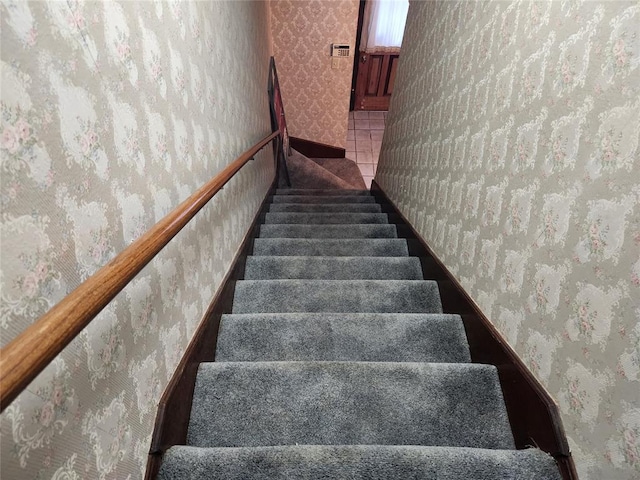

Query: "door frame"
left=349, top=0, right=367, bottom=111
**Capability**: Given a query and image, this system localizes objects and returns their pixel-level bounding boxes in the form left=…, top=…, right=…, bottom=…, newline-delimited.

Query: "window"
left=363, top=0, right=410, bottom=52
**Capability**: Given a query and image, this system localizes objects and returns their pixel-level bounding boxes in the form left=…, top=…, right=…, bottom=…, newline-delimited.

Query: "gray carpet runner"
left=244, top=256, right=423, bottom=279
left=268, top=202, right=382, bottom=213
left=309, top=157, right=367, bottom=190
left=216, top=314, right=471, bottom=362
left=257, top=223, right=398, bottom=238
left=158, top=188, right=561, bottom=479
left=285, top=149, right=356, bottom=190
left=265, top=212, right=389, bottom=224
left=253, top=238, right=409, bottom=256
left=270, top=194, right=377, bottom=203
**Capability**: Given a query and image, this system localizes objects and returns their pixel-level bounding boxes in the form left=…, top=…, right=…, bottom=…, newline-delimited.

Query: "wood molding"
left=370, top=180, right=577, bottom=480
left=0, top=131, right=279, bottom=412
left=290, top=136, right=346, bottom=158
left=144, top=178, right=277, bottom=479
left=349, top=0, right=367, bottom=111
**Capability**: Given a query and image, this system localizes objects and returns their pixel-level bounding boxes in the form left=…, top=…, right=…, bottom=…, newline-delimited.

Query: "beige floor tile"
left=363, top=176, right=373, bottom=189
left=370, top=130, right=384, bottom=141
left=346, top=151, right=356, bottom=160
left=356, top=140, right=372, bottom=152
left=346, top=113, right=387, bottom=180
left=355, top=129, right=371, bottom=140
left=355, top=151, right=373, bottom=164
left=358, top=164, right=375, bottom=177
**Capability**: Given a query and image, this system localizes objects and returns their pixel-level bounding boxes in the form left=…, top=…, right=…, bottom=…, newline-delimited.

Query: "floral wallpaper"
left=270, top=0, right=359, bottom=148
left=376, top=1, right=639, bottom=479
left=1, top=1, right=274, bottom=478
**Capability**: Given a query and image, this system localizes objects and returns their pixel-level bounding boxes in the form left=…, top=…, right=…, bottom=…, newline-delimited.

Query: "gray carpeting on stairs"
left=216, top=313, right=472, bottom=362
left=187, top=362, right=513, bottom=448
left=309, top=157, right=367, bottom=190
left=160, top=445, right=561, bottom=480
left=232, top=279, right=443, bottom=313
left=244, top=256, right=423, bottom=279
left=158, top=187, right=562, bottom=480
left=257, top=223, right=398, bottom=238
left=253, top=238, right=409, bottom=256
left=285, top=149, right=366, bottom=190
left=270, top=194, right=377, bottom=203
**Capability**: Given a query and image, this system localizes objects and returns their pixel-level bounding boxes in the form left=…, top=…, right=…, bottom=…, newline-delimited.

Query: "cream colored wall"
left=376, top=2, right=640, bottom=479
left=0, top=1, right=274, bottom=478
left=270, top=0, right=359, bottom=148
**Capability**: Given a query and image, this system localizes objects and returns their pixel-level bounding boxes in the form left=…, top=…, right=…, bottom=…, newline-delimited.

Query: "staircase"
left=157, top=188, right=562, bottom=479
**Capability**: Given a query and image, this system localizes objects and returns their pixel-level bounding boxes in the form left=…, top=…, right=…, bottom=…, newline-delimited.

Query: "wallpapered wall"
left=270, top=0, right=359, bottom=148
left=1, top=1, right=274, bottom=478
left=376, top=1, right=639, bottom=479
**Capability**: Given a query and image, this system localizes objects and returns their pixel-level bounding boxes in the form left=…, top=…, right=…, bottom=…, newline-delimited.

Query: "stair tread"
left=276, top=189, right=371, bottom=195
left=187, top=361, right=514, bottom=449
left=257, top=224, right=398, bottom=238
left=270, top=194, right=378, bottom=204
left=286, top=149, right=357, bottom=190
left=268, top=203, right=382, bottom=213
left=232, top=279, right=443, bottom=314
left=159, top=445, right=561, bottom=480
left=216, top=313, right=471, bottom=362
left=264, top=212, right=389, bottom=224
left=244, top=256, right=423, bottom=280
left=253, top=238, right=408, bottom=256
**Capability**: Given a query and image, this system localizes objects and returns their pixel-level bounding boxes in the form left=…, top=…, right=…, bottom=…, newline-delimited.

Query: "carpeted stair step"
left=270, top=194, right=377, bottom=204
left=310, top=157, right=367, bottom=190
left=264, top=212, right=389, bottom=224
left=216, top=313, right=471, bottom=362
left=231, top=280, right=442, bottom=313
left=253, top=238, right=408, bottom=256
left=275, top=189, right=371, bottom=196
left=244, top=256, right=423, bottom=280
left=159, top=445, right=561, bottom=480
left=268, top=203, right=382, bottom=213
left=257, top=224, right=398, bottom=239
left=186, top=361, right=514, bottom=449
left=286, top=149, right=358, bottom=190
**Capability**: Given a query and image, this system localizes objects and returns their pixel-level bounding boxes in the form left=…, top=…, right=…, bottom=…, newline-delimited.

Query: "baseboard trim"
left=290, top=136, right=346, bottom=158
left=370, top=180, right=577, bottom=480
left=144, top=178, right=277, bottom=479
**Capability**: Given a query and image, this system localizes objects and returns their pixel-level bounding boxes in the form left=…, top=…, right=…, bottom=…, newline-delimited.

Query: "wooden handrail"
left=0, top=130, right=280, bottom=411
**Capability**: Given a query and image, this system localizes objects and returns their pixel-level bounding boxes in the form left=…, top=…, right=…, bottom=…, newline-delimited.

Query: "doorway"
left=350, top=0, right=409, bottom=111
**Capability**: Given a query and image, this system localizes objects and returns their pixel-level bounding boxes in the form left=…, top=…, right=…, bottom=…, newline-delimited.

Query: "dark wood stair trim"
left=144, top=179, right=277, bottom=479
left=290, top=136, right=346, bottom=158
left=370, top=180, right=577, bottom=480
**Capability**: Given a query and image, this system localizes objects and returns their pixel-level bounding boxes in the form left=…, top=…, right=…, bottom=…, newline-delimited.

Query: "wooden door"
left=353, top=50, right=399, bottom=111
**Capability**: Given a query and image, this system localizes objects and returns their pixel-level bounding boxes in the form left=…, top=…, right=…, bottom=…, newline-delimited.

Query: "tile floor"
left=346, top=110, right=387, bottom=189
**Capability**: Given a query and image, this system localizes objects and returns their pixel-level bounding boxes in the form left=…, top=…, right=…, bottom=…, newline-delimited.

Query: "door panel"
left=354, top=51, right=399, bottom=111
